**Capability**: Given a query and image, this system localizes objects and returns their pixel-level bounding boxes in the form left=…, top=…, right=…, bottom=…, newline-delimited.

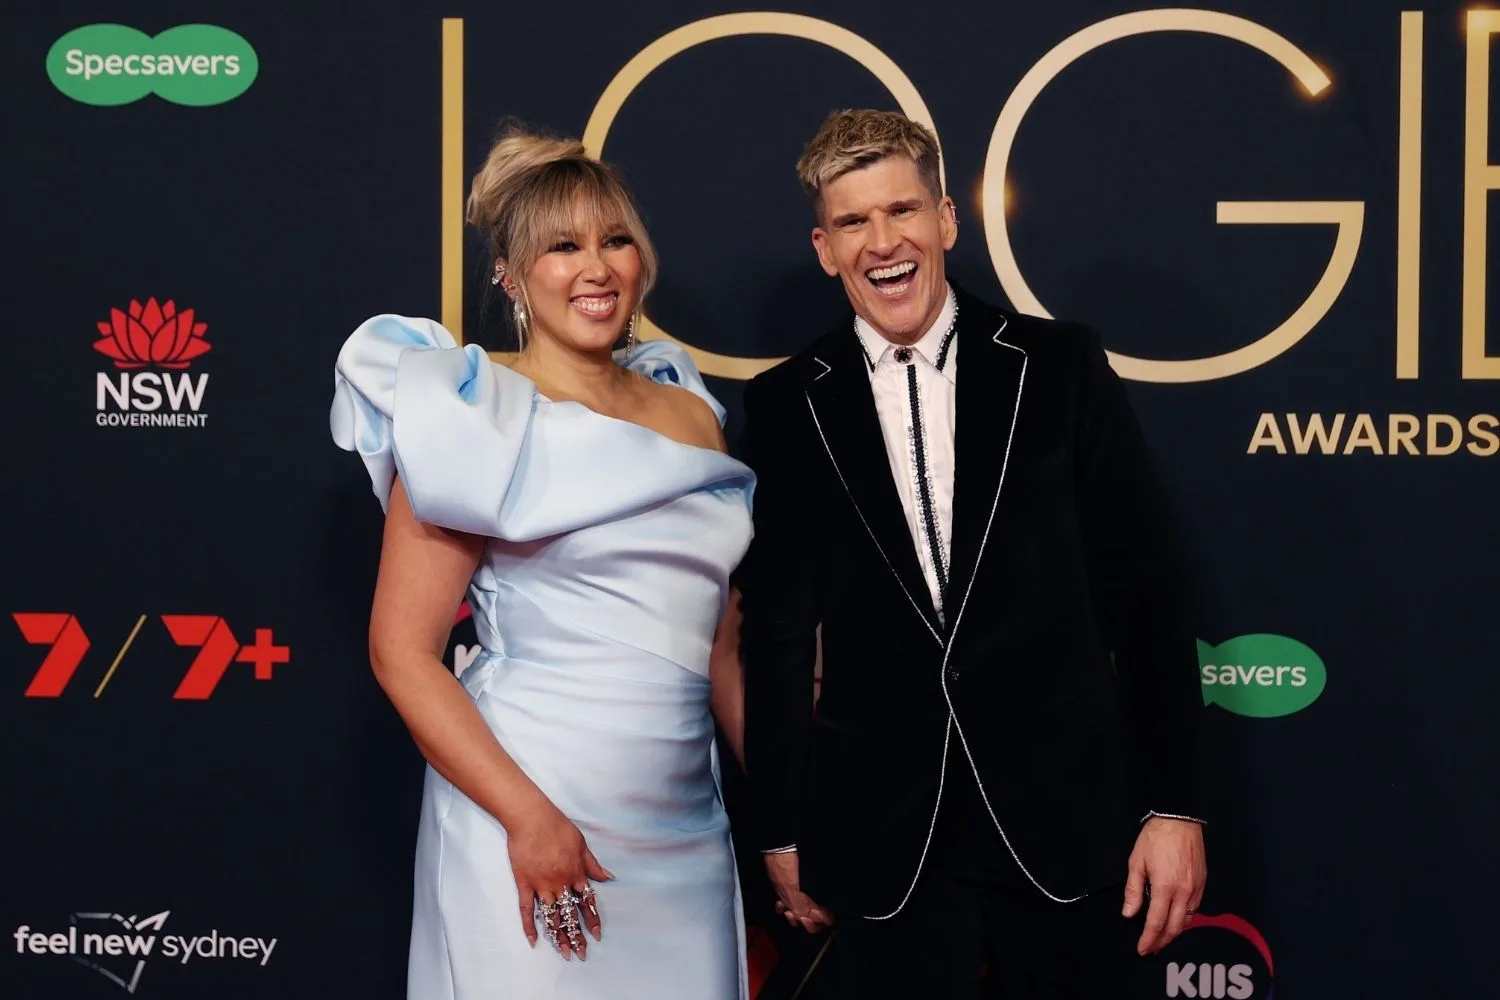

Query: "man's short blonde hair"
left=795, top=109, right=943, bottom=218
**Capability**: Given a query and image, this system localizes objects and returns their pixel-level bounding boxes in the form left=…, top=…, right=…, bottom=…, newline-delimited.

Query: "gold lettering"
left=1467, top=414, right=1500, bottom=456
left=1396, top=12, right=1422, bottom=378
left=441, top=19, right=464, bottom=338
left=1248, top=413, right=1287, bottom=454
left=581, top=13, right=939, bottom=378
left=1427, top=414, right=1463, bottom=455
left=1463, top=11, right=1500, bottom=378
left=1387, top=413, right=1421, bottom=455
left=1342, top=413, right=1383, bottom=454
left=1255, top=415, right=1497, bottom=457
left=982, top=9, right=1359, bottom=383
left=1287, top=413, right=1345, bottom=455
left=442, top=14, right=936, bottom=375
left=1214, top=201, right=1364, bottom=379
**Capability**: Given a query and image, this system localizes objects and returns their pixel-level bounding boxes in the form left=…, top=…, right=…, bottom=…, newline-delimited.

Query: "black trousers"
left=833, top=769, right=1152, bottom=999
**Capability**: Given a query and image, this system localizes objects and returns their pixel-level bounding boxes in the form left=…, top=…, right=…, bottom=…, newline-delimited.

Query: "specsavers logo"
left=14, top=910, right=276, bottom=994
left=1198, top=634, right=1326, bottom=718
left=47, top=25, right=258, bottom=106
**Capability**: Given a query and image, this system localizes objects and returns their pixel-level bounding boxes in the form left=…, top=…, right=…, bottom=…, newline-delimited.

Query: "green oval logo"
left=1198, top=633, right=1326, bottom=718
left=46, top=24, right=258, bottom=107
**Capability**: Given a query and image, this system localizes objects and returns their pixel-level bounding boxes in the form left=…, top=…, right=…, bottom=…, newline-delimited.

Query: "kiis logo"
left=14, top=909, right=276, bottom=994
left=13, top=613, right=289, bottom=700
left=451, top=601, right=481, bottom=675
left=94, top=298, right=213, bottom=428
left=1198, top=634, right=1326, bottom=718
left=1166, top=913, right=1274, bottom=998
left=47, top=25, right=258, bottom=107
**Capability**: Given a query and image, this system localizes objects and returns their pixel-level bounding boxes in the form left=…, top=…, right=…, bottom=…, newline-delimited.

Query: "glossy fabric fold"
left=332, top=315, right=753, bottom=999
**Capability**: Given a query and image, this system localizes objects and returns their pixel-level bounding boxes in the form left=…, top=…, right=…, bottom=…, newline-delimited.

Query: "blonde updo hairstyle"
left=466, top=123, right=659, bottom=350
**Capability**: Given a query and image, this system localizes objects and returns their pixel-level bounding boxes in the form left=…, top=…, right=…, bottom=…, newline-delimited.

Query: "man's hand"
left=1122, top=817, right=1206, bottom=955
left=764, top=851, right=834, bottom=934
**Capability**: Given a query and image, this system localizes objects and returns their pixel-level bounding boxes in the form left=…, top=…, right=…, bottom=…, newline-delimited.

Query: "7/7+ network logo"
left=13, top=613, right=290, bottom=700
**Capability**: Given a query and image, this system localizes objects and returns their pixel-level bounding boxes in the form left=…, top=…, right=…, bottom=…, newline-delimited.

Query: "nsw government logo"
left=1198, top=634, right=1326, bottom=718
left=93, top=298, right=212, bottom=428
left=1165, top=913, right=1274, bottom=998
left=13, top=909, right=276, bottom=994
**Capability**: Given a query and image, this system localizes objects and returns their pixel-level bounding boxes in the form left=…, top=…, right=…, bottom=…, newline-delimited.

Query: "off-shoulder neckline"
left=490, top=355, right=747, bottom=469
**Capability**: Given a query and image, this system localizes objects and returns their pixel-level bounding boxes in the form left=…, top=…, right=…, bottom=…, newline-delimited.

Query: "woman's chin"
left=560, top=328, right=626, bottom=355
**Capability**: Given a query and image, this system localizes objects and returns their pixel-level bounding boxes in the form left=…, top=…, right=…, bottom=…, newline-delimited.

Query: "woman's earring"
left=624, top=313, right=637, bottom=355
left=512, top=298, right=527, bottom=332
left=491, top=259, right=505, bottom=286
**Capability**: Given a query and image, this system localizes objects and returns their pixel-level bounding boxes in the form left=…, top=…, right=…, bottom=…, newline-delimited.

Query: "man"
left=738, top=109, right=1207, bottom=998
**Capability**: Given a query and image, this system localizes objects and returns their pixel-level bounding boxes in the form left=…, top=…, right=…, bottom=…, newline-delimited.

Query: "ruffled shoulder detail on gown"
left=330, top=314, right=534, bottom=537
left=332, top=318, right=753, bottom=541
left=622, top=339, right=728, bottom=427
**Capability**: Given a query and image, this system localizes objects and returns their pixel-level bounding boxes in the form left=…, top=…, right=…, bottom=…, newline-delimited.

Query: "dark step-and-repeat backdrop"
left=3, top=3, right=1495, bottom=997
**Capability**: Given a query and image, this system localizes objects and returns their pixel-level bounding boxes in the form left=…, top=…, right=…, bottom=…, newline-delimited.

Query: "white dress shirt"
left=854, top=284, right=959, bottom=621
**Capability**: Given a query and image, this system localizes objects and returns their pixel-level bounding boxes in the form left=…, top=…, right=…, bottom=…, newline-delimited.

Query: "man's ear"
left=811, top=229, right=839, bottom=277
left=938, top=196, right=958, bottom=252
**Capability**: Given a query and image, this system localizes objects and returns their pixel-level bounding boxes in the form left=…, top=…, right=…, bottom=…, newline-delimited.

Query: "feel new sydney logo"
left=13, top=909, right=276, bottom=994
left=1198, top=634, right=1326, bottom=718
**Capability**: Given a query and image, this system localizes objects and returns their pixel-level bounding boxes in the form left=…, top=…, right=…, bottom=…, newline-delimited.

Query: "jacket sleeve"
left=738, top=373, right=821, bottom=851
left=1072, top=327, right=1205, bottom=824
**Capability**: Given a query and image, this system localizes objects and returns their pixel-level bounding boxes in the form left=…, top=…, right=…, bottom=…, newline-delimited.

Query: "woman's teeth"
left=572, top=295, right=616, bottom=315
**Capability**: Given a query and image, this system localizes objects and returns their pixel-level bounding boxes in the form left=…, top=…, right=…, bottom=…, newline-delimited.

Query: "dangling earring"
left=491, top=259, right=505, bottom=286
left=624, top=312, right=637, bottom=355
left=512, top=298, right=527, bottom=334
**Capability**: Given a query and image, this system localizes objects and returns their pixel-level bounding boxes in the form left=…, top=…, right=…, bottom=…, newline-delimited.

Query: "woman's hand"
left=508, top=803, right=615, bottom=960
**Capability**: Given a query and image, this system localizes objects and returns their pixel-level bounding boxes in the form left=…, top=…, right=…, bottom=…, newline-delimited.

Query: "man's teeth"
left=573, top=295, right=615, bottom=314
left=867, top=262, right=916, bottom=281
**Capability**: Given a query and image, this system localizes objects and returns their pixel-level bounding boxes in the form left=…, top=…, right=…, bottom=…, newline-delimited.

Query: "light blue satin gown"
left=330, top=315, right=753, bottom=999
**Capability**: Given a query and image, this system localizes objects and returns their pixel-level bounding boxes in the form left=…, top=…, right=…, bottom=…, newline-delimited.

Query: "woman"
left=331, top=126, right=751, bottom=998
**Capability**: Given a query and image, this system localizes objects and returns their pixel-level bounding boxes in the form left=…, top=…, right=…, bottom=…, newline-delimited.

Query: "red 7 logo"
left=13, top=613, right=91, bottom=698
left=162, top=615, right=240, bottom=700
left=162, top=616, right=289, bottom=700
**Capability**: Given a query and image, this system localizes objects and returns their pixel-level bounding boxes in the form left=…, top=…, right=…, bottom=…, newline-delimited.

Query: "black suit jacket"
left=738, top=286, right=1203, bottom=918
